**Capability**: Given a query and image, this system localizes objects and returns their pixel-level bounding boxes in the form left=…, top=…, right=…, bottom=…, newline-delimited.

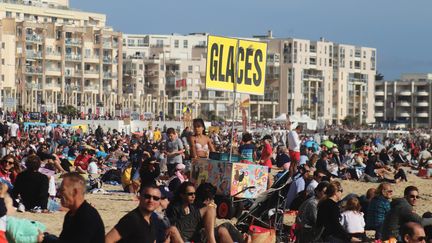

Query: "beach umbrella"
left=304, top=140, right=319, bottom=151
left=321, top=140, right=336, bottom=149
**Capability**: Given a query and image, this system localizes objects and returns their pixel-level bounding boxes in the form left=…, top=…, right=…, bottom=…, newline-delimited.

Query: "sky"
left=71, top=0, right=432, bottom=80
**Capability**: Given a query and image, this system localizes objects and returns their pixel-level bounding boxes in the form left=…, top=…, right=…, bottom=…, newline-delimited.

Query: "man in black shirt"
left=105, top=184, right=161, bottom=243
left=41, top=172, right=105, bottom=243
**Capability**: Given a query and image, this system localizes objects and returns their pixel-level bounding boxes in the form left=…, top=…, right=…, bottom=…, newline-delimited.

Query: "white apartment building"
left=375, top=73, right=432, bottom=128
left=255, top=33, right=377, bottom=124
left=0, top=0, right=123, bottom=114
left=123, top=33, right=237, bottom=119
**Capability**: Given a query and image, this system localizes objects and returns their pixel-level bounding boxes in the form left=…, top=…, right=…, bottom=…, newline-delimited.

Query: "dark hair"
left=314, top=181, right=330, bottom=194
left=242, top=133, right=253, bottom=143
left=404, top=186, right=419, bottom=197
left=139, top=184, right=160, bottom=195
left=192, top=118, right=206, bottom=134
left=25, top=155, right=41, bottom=171
left=172, top=181, right=195, bottom=204
left=166, top=127, right=176, bottom=135
left=400, top=222, right=423, bottom=241
left=195, top=183, right=217, bottom=208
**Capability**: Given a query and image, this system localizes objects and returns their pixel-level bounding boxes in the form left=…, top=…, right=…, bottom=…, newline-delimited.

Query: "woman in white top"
left=340, top=197, right=367, bottom=241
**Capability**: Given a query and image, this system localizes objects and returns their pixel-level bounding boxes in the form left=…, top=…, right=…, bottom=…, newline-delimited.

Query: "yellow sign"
left=205, top=35, right=267, bottom=96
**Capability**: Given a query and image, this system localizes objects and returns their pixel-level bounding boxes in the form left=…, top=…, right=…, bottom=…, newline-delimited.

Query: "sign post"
left=205, top=35, right=267, bottom=162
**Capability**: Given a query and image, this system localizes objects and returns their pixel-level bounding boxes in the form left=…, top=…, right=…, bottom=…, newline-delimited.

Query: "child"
left=340, top=197, right=367, bottom=241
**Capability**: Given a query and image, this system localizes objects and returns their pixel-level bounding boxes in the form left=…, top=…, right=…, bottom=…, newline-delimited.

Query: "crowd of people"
left=0, top=115, right=429, bottom=242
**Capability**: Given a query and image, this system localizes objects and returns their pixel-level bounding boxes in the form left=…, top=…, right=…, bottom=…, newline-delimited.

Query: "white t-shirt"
left=340, top=210, right=365, bottom=233
left=88, top=162, right=99, bottom=174
left=10, top=123, right=19, bottom=137
left=287, top=130, right=301, bottom=152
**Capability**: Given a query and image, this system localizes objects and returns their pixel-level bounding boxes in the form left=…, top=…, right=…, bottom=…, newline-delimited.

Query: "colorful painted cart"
left=190, top=158, right=269, bottom=219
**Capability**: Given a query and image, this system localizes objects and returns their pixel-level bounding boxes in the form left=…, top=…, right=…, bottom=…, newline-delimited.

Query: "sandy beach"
left=14, top=170, right=432, bottom=236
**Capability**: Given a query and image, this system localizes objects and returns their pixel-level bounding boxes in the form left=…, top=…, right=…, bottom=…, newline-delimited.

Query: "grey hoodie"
left=381, top=198, right=422, bottom=240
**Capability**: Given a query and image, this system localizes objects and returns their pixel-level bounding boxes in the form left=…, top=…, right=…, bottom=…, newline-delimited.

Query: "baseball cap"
left=158, top=186, right=173, bottom=200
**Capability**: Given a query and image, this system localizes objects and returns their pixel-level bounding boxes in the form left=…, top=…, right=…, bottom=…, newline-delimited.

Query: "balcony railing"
left=26, top=51, right=43, bottom=59
left=65, top=38, right=82, bottom=46
left=103, top=56, right=112, bottom=63
left=84, top=70, right=99, bottom=74
left=46, top=51, right=61, bottom=57
left=83, top=85, right=99, bottom=91
left=65, top=54, right=82, bottom=61
left=25, top=34, right=43, bottom=43
left=103, top=42, right=112, bottom=48
left=25, top=83, right=41, bottom=89
left=25, top=66, right=43, bottom=74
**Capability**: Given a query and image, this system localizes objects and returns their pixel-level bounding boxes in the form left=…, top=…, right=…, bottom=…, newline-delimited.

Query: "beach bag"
left=101, top=169, right=122, bottom=183
left=249, top=225, right=276, bottom=243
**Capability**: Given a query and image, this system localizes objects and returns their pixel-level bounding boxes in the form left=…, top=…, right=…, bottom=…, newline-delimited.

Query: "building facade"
left=255, top=33, right=377, bottom=125
left=375, top=73, right=432, bottom=128
left=0, top=0, right=123, bottom=114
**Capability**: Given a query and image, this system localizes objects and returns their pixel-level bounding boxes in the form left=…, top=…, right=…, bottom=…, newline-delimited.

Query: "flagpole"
left=229, top=39, right=240, bottom=162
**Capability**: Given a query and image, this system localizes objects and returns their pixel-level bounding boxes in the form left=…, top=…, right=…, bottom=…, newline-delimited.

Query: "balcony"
left=375, top=91, right=385, bottom=96
left=65, top=38, right=82, bottom=46
left=375, top=112, right=384, bottom=117
left=398, top=101, right=410, bottom=107
left=26, top=51, right=43, bottom=59
left=145, top=70, right=159, bottom=77
left=375, top=101, right=384, bottom=106
left=103, top=56, right=112, bottom=64
left=25, top=83, right=41, bottom=89
left=44, top=82, right=61, bottom=90
left=65, top=54, right=82, bottom=62
left=84, top=55, right=100, bottom=63
left=103, top=42, right=112, bottom=48
left=84, top=70, right=99, bottom=79
left=399, top=91, right=412, bottom=96
left=416, top=112, right=429, bottom=118
left=144, top=57, right=160, bottom=64
left=65, top=85, right=80, bottom=92
left=417, top=101, right=429, bottom=107
left=103, top=72, right=113, bottom=79
left=417, top=91, right=429, bottom=96
left=303, top=74, right=323, bottom=81
left=65, top=70, right=82, bottom=77
left=399, top=112, right=410, bottom=117
left=25, top=66, right=42, bottom=74
left=45, top=51, right=61, bottom=60
left=25, top=34, right=43, bottom=43
left=45, top=67, right=61, bottom=76
left=83, top=85, right=99, bottom=92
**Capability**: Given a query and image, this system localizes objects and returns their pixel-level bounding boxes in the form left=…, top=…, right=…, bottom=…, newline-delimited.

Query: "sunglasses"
left=409, top=195, right=420, bottom=199
left=338, top=189, right=344, bottom=193
left=384, top=190, right=393, bottom=193
left=141, top=194, right=161, bottom=201
left=5, top=161, right=14, bottom=165
left=185, top=192, right=196, bottom=196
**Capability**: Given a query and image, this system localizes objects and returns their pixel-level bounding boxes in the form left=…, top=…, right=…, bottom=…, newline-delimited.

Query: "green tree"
left=58, top=105, right=78, bottom=116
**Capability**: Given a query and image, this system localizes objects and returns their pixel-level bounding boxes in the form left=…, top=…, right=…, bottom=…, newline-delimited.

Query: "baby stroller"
left=236, top=170, right=293, bottom=242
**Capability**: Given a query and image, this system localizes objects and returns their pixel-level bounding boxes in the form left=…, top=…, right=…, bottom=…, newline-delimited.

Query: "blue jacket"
left=366, top=195, right=390, bottom=230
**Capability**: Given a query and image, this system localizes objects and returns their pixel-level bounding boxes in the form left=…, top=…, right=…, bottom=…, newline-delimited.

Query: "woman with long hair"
left=188, top=119, right=215, bottom=159
left=0, top=154, right=21, bottom=187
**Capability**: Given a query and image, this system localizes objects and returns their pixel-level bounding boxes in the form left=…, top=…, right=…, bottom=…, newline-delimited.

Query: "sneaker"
left=31, top=206, right=42, bottom=213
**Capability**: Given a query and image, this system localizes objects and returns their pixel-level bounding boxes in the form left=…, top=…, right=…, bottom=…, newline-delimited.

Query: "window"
left=16, top=13, right=20, bottom=19
left=160, top=64, right=164, bottom=71
left=137, top=39, right=145, bottom=47
left=52, top=17, right=57, bottom=23
left=156, top=39, right=163, bottom=47
left=195, top=65, right=200, bottom=72
left=188, top=91, right=193, bottom=98
left=85, top=49, right=91, bottom=57
left=187, top=79, right=192, bottom=85
left=188, top=65, right=193, bottom=73
left=174, top=40, right=179, bottom=48
left=1, top=43, right=4, bottom=49
left=5, top=12, right=12, bottom=18
left=183, top=40, right=188, bottom=48
left=127, top=39, right=135, bottom=46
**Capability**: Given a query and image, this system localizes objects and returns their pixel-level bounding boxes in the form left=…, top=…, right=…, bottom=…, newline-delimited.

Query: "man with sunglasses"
left=366, top=182, right=393, bottom=240
left=105, top=184, right=161, bottom=243
left=400, top=222, right=427, bottom=243
left=382, top=186, right=422, bottom=241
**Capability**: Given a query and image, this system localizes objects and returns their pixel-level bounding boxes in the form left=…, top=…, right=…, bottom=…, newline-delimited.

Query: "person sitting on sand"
left=40, top=172, right=105, bottom=243
left=105, top=184, right=162, bottom=243
left=165, top=181, right=248, bottom=243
